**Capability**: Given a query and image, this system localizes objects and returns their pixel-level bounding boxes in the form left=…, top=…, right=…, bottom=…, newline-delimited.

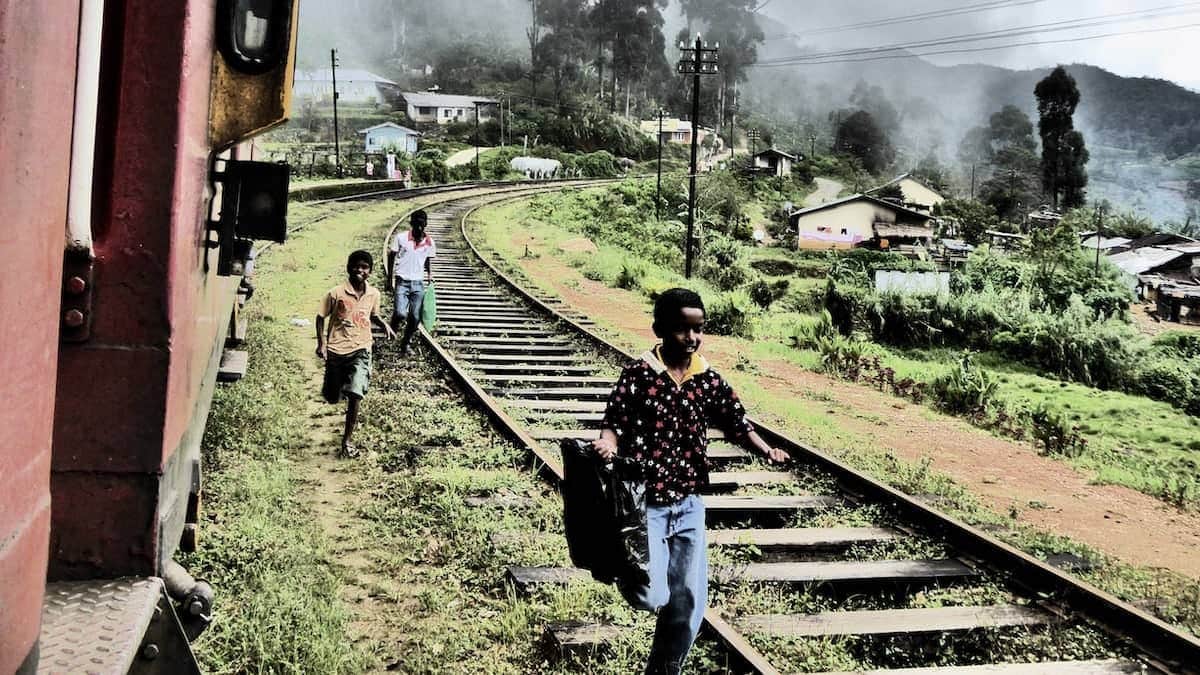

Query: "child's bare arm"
left=371, top=313, right=395, bottom=339
left=315, top=315, right=327, bottom=359
left=743, top=430, right=790, bottom=464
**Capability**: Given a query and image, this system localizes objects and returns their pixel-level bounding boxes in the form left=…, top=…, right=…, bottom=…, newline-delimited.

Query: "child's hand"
left=383, top=323, right=396, bottom=340
left=315, top=343, right=327, bottom=360
left=764, top=447, right=790, bottom=464
left=593, top=437, right=617, bottom=461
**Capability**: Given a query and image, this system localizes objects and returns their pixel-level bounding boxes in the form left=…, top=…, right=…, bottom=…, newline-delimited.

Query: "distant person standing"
left=316, top=250, right=394, bottom=458
left=387, top=209, right=436, bottom=355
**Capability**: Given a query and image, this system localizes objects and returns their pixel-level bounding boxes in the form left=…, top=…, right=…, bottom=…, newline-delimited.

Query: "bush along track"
left=391, top=191, right=1200, bottom=673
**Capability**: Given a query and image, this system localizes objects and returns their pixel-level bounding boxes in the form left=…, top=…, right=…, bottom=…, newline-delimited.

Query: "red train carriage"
left=1, top=0, right=298, bottom=671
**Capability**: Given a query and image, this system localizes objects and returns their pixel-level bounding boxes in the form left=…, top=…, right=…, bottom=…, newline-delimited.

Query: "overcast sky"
left=760, top=0, right=1200, bottom=89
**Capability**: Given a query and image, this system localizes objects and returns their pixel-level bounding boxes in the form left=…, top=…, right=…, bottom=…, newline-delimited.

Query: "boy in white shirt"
left=387, top=209, right=436, bottom=355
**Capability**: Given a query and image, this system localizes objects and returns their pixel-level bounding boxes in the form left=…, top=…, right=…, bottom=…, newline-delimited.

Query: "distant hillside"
left=747, top=22, right=1200, bottom=223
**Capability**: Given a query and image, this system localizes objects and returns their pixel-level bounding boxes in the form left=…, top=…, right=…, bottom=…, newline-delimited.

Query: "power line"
left=753, top=2, right=1200, bottom=67
left=761, top=0, right=1049, bottom=41
left=750, top=19, right=1200, bottom=67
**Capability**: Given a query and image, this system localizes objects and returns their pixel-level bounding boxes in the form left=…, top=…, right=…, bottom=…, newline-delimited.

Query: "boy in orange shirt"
left=316, top=250, right=394, bottom=457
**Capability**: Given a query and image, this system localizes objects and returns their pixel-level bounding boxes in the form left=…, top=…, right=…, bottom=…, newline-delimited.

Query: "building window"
left=443, top=109, right=451, bottom=117
left=418, top=106, right=434, bottom=115
left=840, top=228, right=848, bottom=235
left=817, top=226, right=829, bottom=233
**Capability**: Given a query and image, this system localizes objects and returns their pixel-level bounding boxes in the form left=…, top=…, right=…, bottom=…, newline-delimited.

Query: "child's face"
left=661, top=307, right=705, bottom=356
left=347, top=260, right=372, bottom=285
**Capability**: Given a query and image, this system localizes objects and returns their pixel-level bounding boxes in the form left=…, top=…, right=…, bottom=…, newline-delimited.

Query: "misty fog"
left=293, top=0, right=1200, bottom=224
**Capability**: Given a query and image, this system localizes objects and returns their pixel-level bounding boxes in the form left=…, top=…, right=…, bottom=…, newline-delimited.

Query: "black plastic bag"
left=560, top=438, right=650, bottom=587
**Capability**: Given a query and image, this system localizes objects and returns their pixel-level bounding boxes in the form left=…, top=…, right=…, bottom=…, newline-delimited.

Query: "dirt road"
left=805, top=177, right=844, bottom=207
left=445, top=147, right=492, bottom=167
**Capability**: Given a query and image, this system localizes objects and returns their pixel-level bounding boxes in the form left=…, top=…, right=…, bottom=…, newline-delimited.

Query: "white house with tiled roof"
left=399, top=91, right=499, bottom=124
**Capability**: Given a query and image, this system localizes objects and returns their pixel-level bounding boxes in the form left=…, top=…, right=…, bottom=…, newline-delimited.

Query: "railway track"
left=381, top=186, right=1200, bottom=674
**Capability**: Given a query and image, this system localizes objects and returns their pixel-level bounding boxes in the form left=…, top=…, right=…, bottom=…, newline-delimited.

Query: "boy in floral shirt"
left=594, top=288, right=789, bottom=675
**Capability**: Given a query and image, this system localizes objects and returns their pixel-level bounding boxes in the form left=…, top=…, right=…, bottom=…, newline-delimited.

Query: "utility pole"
left=474, top=102, right=481, bottom=178
left=1093, top=204, right=1107, bottom=278
left=677, top=35, right=718, bottom=279
left=970, top=163, right=977, bottom=200
left=748, top=129, right=760, bottom=156
left=330, top=48, right=342, bottom=178
left=656, top=108, right=664, bottom=221
left=809, top=134, right=816, bottom=160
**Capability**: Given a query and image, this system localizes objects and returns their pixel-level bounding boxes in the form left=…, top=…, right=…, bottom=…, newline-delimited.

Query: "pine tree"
left=1035, top=66, right=1089, bottom=209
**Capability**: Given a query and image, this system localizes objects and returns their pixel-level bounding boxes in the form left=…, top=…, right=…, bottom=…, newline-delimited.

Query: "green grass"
left=182, top=310, right=364, bottom=673
left=181, top=192, right=480, bottom=671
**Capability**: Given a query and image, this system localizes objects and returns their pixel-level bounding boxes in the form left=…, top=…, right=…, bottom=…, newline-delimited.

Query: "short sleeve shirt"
left=601, top=349, right=755, bottom=505
left=319, top=281, right=382, bottom=355
left=389, top=230, right=436, bottom=280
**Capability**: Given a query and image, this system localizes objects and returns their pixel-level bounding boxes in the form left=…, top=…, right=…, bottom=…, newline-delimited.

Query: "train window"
left=217, top=0, right=293, bottom=75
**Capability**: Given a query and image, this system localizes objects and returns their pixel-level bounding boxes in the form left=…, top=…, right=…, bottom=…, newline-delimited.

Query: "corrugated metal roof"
left=789, top=194, right=934, bottom=222
left=1108, top=247, right=1187, bottom=275
left=295, top=69, right=397, bottom=85
left=1081, top=236, right=1131, bottom=250
left=401, top=91, right=498, bottom=107
left=876, top=224, right=934, bottom=238
left=357, top=122, right=420, bottom=135
left=941, top=238, right=974, bottom=252
left=754, top=148, right=797, bottom=161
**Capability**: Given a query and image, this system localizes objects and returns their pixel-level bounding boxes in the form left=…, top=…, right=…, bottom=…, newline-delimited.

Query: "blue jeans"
left=393, top=278, right=426, bottom=325
left=620, top=494, right=707, bottom=675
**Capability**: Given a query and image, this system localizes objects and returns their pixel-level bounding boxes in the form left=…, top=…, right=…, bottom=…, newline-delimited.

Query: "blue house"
left=358, top=122, right=420, bottom=154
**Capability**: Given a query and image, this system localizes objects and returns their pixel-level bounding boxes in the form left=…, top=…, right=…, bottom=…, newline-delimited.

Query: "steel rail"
left=444, top=190, right=1200, bottom=674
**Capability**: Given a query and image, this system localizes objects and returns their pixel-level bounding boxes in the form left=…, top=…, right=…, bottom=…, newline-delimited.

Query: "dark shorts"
left=322, top=348, right=372, bottom=403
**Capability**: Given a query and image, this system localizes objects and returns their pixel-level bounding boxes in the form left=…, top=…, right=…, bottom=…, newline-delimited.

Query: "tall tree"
left=1035, top=66, right=1089, bottom=209
left=534, top=0, right=592, bottom=105
left=676, top=0, right=763, bottom=135
left=836, top=110, right=894, bottom=174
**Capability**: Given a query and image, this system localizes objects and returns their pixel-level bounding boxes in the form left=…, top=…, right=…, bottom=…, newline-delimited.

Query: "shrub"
left=790, top=310, right=838, bottom=350
left=1029, top=402, right=1087, bottom=458
left=817, top=333, right=869, bottom=379
left=930, top=353, right=998, bottom=415
left=705, top=291, right=755, bottom=337
left=780, top=284, right=824, bottom=313
left=614, top=261, right=646, bottom=290
left=750, top=258, right=797, bottom=276
left=1153, top=331, right=1200, bottom=359
left=698, top=235, right=751, bottom=291
left=749, top=277, right=790, bottom=309
left=1132, top=358, right=1198, bottom=410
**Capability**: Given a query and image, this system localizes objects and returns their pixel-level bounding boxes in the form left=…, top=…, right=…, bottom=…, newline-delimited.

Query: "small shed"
left=1156, top=284, right=1200, bottom=325
left=752, top=148, right=798, bottom=178
left=358, top=122, right=419, bottom=154
left=985, top=229, right=1027, bottom=252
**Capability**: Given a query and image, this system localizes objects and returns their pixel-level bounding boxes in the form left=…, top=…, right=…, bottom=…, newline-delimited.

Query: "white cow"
left=510, top=156, right=562, bottom=180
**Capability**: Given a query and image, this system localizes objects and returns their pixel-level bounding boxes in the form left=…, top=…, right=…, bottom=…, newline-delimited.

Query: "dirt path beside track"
left=504, top=232, right=1200, bottom=580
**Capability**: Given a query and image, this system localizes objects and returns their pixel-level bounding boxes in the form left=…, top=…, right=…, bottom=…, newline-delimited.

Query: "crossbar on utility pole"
left=331, top=48, right=342, bottom=178
left=677, top=35, right=718, bottom=279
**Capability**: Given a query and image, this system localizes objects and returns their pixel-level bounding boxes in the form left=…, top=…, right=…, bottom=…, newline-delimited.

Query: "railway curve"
left=377, top=184, right=1200, bottom=674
